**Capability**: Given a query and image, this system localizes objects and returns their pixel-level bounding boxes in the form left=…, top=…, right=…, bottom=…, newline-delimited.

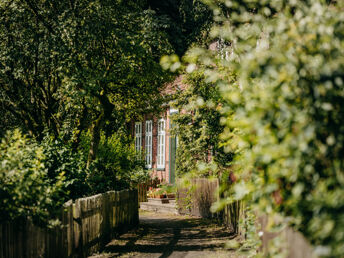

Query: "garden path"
left=89, top=210, right=242, bottom=258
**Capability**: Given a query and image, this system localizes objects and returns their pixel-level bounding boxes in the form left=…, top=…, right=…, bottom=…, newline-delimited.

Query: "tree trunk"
left=86, top=93, right=115, bottom=168
left=87, top=112, right=104, bottom=169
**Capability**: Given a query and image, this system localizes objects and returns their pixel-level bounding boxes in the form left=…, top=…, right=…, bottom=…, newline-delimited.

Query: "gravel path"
left=89, top=210, right=242, bottom=258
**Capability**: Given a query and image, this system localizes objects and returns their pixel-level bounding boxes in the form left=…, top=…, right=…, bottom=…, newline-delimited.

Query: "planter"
left=167, top=194, right=175, bottom=199
left=147, top=194, right=166, bottom=199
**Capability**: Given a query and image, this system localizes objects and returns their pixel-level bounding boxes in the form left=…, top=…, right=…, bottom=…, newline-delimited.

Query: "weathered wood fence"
left=259, top=214, right=316, bottom=258
left=137, top=183, right=148, bottom=203
left=176, top=178, right=243, bottom=233
left=176, top=178, right=314, bottom=257
left=176, top=178, right=219, bottom=218
left=136, top=178, right=162, bottom=204
left=0, top=189, right=139, bottom=258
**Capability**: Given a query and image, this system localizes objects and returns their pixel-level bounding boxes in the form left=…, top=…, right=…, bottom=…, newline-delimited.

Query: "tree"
left=147, top=0, right=213, bottom=56
left=0, top=0, right=69, bottom=138
left=0, top=0, right=173, bottom=162
left=60, top=0, right=174, bottom=165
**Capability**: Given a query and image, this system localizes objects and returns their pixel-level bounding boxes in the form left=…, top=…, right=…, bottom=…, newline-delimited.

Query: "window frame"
left=157, top=118, right=166, bottom=169
left=135, top=122, right=142, bottom=154
left=145, top=120, right=153, bottom=168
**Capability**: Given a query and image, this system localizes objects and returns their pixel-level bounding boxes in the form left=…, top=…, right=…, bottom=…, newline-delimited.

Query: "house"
left=130, top=76, right=186, bottom=184
left=131, top=41, right=228, bottom=185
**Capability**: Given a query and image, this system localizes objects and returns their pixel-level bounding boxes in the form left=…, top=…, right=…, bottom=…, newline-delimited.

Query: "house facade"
left=130, top=76, right=185, bottom=184
left=131, top=106, right=178, bottom=184
left=131, top=42, right=227, bottom=184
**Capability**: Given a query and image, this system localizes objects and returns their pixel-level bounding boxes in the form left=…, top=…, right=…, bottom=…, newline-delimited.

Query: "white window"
left=157, top=119, right=166, bottom=169
left=145, top=120, right=153, bottom=168
left=135, top=122, right=142, bottom=153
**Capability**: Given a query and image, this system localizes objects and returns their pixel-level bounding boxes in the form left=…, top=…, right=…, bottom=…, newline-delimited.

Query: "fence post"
left=73, top=199, right=83, bottom=257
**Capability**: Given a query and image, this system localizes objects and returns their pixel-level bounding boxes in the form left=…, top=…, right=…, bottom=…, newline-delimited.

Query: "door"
left=169, top=121, right=176, bottom=184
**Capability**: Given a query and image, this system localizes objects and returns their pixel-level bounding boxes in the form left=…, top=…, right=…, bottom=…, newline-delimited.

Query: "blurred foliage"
left=166, top=0, right=344, bottom=256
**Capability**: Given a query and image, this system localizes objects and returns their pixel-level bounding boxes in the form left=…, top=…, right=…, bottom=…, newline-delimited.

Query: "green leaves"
left=0, top=130, right=64, bottom=225
left=83, top=130, right=148, bottom=194
left=171, top=71, right=233, bottom=178
left=182, top=0, right=344, bottom=256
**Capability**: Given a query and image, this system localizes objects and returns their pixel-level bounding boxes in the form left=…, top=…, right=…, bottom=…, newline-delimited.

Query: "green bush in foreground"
left=170, top=0, right=344, bottom=256
left=0, top=129, right=147, bottom=225
left=0, top=130, right=64, bottom=225
left=41, top=136, right=90, bottom=201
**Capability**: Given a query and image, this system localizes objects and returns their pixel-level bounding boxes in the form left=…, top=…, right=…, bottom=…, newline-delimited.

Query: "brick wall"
left=131, top=107, right=172, bottom=183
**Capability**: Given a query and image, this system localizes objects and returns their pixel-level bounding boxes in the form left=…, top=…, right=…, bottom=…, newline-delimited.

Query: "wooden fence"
left=176, top=178, right=220, bottom=218
left=0, top=189, right=139, bottom=258
left=222, top=200, right=245, bottom=236
left=136, top=178, right=162, bottom=204
left=176, top=178, right=314, bottom=257
left=137, top=183, right=148, bottom=203
left=259, top=214, right=315, bottom=258
left=176, top=178, right=244, bottom=234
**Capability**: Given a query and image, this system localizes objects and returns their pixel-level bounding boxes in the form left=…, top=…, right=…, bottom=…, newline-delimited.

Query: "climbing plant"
left=171, top=71, right=233, bottom=178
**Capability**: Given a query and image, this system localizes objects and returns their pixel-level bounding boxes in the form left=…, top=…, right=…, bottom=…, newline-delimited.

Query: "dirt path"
left=89, top=210, right=242, bottom=258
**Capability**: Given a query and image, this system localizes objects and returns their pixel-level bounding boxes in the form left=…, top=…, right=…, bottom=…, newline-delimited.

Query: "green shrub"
left=84, top=131, right=148, bottom=194
left=180, top=0, right=344, bottom=256
left=171, top=71, right=233, bottom=177
left=0, top=130, right=64, bottom=225
left=41, top=136, right=90, bottom=200
left=0, top=128, right=148, bottom=225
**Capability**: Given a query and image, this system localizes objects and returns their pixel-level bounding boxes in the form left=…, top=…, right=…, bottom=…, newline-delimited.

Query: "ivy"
left=171, top=71, right=233, bottom=178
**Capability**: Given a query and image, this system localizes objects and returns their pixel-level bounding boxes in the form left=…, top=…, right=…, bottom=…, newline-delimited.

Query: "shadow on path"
left=90, top=211, right=238, bottom=258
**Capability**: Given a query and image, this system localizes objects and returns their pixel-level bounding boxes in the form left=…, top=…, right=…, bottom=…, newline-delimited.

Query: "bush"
left=41, top=136, right=90, bottom=200
left=182, top=0, right=344, bottom=256
left=0, top=128, right=148, bottom=225
left=171, top=71, right=233, bottom=177
left=84, top=131, right=148, bottom=194
left=0, top=130, right=64, bottom=225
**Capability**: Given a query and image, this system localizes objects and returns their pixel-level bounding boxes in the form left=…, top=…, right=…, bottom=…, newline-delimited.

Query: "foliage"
left=171, top=71, right=233, bottom=177
left=0, top=130, right=64, bottom=225
left=171, top=0, right=344, bottom=256
left=0, top=0, right=212, bottom=144
left=0, top=0, right=174, bottom=159
left=0, top=0, right=213, bottom=226
left=41, top=136, right=90, bottom=200
left=147, top=0, right=213, bottom=56
left=225, top=206, right=261, bottom=257
left=0, top=128, right=148, bottom=224
left=82, top=131, right=148, bottom=194
left=159, top=183, right=176, bottom=195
